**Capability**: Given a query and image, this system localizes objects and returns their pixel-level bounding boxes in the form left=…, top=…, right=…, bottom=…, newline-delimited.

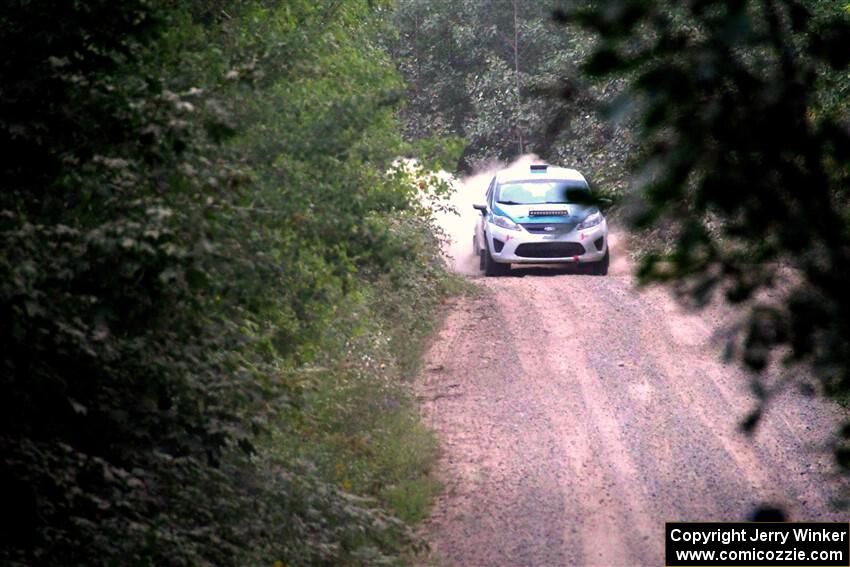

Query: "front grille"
left=521, top=222, right=576, bottom=234
left=515, top=242, right=586, bottom=258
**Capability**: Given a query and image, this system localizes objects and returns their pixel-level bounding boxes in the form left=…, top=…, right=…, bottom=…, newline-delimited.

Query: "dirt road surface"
left=417, top=260, right=847, bottom=566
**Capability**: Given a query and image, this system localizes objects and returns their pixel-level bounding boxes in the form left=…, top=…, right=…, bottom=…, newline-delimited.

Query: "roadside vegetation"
left=1, top=1, right=459, bottom=565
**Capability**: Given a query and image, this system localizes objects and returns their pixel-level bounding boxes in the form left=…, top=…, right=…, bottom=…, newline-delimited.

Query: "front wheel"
left=589, top=249, right=609, bottom=276
left=483, top=240, right=510, bottom=277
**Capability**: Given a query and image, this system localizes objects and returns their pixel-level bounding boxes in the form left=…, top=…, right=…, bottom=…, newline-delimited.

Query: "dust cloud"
left=605, top=231, right=631, bottom=276
left=433, top=154, right=543, bottom=275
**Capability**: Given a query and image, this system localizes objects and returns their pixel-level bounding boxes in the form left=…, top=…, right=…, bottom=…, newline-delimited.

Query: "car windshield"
left=496, top=180, right=591, bottom=205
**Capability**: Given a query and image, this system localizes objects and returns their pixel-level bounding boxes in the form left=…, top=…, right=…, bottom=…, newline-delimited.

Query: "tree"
left=0, top=1, right=451, bottom=564
left=391, top=0, right=636, bottom=204
left=392, top=1, right=565, bottom=162
left=557, top=0, right=850, bottom=447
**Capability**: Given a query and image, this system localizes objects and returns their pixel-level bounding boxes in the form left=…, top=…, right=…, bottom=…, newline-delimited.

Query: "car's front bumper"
left=486, top=220, right=608, bottom=264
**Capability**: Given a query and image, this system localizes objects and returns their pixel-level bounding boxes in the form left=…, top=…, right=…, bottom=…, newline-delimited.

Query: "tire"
left=483, top=239, right=510, bottom=277
left=475, top=235, right=486, bottom=270
left=589, top=249, right=609, bottom=276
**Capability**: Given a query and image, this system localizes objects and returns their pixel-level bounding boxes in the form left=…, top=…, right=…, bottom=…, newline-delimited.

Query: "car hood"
left=492, top=202, right=598, bottom=224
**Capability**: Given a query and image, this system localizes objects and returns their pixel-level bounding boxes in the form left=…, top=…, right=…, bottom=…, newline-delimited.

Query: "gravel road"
left=417, top=263, right=847, bottom=566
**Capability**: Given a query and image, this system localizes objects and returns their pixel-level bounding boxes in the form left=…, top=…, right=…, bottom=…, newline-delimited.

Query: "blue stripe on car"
left=492, top=205, right=513, bottom=219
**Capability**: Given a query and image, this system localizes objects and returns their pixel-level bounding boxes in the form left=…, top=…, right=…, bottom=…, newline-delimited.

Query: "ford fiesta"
left=472, top=164, right=609, bottom=276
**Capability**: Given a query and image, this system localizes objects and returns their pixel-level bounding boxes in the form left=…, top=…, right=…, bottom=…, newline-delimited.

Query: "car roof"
left=495, top=164, right=587, bottom=184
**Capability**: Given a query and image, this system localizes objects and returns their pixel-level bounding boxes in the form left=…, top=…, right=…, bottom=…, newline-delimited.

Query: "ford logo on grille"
left=543, top=226, right=555, bottom=232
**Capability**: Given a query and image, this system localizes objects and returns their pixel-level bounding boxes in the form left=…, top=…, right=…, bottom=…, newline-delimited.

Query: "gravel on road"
left=418, top=268, right=846, bottom=566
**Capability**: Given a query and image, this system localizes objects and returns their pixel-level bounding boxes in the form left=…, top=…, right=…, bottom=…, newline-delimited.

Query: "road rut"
left=418, top=267, right=846, bottom=566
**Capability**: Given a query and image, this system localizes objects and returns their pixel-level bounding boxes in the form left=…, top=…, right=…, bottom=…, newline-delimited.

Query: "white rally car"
left=473, top=164, right=609, bottom=276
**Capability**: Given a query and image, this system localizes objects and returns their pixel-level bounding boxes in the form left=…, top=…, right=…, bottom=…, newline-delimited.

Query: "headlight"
left=491, top=214, right=521, bottom=231
left=576, top=211, right=603, bottom=230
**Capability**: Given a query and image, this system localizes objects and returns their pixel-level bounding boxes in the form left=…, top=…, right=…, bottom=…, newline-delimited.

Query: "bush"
left=0, top=1, right=457, bottom=564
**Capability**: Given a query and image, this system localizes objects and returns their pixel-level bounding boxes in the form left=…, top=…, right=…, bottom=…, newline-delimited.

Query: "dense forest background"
left=2, top=0, right=850, bottom=565
left=391, top=0, right=634, bottom=194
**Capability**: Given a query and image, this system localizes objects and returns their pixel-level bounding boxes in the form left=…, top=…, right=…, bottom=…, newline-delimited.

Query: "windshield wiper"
left=497, top=200, right=524, bottom=205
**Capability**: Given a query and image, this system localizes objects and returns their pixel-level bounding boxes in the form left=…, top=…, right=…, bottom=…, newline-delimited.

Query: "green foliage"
left=392, top=0, right=575, bottom=164
left=391, top=0, right=635, bottom=207
left=558, top=0, right=850, bottom=431
left=269, top=251, right=448, bottom=526
left=1, top=0, right=455, bottom=565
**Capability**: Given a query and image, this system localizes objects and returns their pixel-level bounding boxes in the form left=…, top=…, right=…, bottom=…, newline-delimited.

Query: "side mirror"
left=597, top=198, right=613, bottom=211
left=473, top=203, right=488, bottom=215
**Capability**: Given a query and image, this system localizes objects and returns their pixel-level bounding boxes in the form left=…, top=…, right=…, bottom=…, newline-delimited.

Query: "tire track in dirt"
left=419, top=292, right=577, bottom=565
left=572, top=277, right=783, bottom=518
left=493, top=276, right=656, bottom=565
left=419, top=269, right=846, bottom=566
left=592, top=279, right=843, bottom=520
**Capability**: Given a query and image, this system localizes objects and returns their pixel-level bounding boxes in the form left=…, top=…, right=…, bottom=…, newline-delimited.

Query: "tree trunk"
left=512, top=0, right=524, bottom=155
